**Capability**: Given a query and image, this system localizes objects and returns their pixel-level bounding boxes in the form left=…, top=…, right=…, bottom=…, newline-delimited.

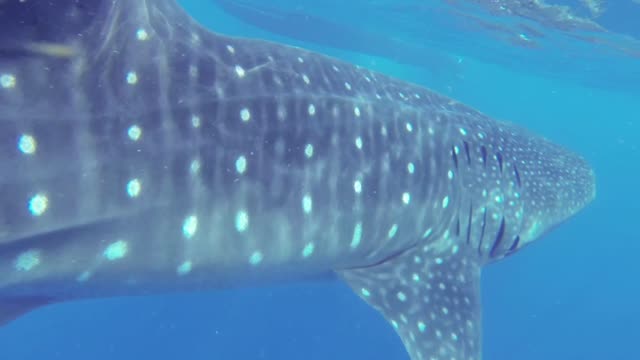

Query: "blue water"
left=1, top=1, right=639, bottom=359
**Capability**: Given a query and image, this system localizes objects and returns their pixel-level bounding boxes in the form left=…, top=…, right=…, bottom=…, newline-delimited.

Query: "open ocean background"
left=1, top=0, right=638, bottom=359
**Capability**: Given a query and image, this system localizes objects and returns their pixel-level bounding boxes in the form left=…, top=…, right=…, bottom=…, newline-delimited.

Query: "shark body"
left=0, top=1, right=595, bottom=359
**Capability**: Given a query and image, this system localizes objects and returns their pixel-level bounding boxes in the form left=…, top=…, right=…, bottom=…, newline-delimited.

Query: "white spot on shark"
left=302, top=194, right=313, bottom=214
left=240, top=108, right=251, bottom=122
left=353, top=180, right=362, bottom=194
left=0, top=73, right=16, bottom=88
left=417, top=321, right=427, bottom=332
left=136, top=28, right=149, bottom=41
left=235, top=155, right=247, bottom=174
left=235, top=210, right=249, bottom=232
left=249, top=251, right=263, bottom=265
left=103, top=240, right=128, bottom=261
left=235, top=65, right=245, bottom=78
left=126, top=71, right=138, bottom=84
left=191, top=115, right=201, bottom=128
left=177, top=261, right=193, bottom=275
left=182, top=215, right=198, bottom=239
left=388, top=224, right=398, bottom=239
left=14, top=250, right=41, bottom=271
left=18, top=134, right=37, bottom=155
left=304, top=144, right=314, bottom=158
left=302, top=243, right=315, bottom=258
left=127, top=125, right=142, bottom=141
left=351, top=222, right=363, bottom=249
left=187, top=160, right=200, bottom=176
left=126, top=179, right=142, bottom=198
left=28, top=193, right=48, bottom=216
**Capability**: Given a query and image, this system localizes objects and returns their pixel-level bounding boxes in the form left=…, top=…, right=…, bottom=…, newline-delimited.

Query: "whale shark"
left=0, top=0, right=596, bottom=359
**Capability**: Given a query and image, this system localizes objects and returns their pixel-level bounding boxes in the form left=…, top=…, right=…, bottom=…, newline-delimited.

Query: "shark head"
left=0, top=1, right=595, bottom=359
left=460, top=128, right=597, bottom=262
left=511, top=138, right=596, bottom=251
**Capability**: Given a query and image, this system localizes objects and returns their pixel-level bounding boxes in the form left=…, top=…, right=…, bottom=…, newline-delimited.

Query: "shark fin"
left=0, top=296, right=54, bottom=326
left=338, top=244, right=482, bottom=360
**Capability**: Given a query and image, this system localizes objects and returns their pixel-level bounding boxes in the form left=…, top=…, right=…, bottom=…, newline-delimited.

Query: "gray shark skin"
left=0, top=0, right=595, bottom=359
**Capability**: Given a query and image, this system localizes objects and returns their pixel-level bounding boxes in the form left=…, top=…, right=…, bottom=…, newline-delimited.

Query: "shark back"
left=0, top=1, right=595, bottom=359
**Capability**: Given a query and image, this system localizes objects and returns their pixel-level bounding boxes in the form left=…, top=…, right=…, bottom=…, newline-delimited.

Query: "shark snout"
left=548, top=150, right=596, bottom=231
left=517, top=145, right=596, bottom=247
left=566, top=152, right=596, bottom=213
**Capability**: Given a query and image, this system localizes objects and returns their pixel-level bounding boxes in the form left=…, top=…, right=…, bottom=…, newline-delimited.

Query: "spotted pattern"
left=103, top=241, right=129, bottom=261
left=0, top=73, right=16, bottom=88
left=177, top=261, right=192, bottom=275
left=18, top=134, right=37, bottom=155
left=126, top=71, right=138, bottom=84
left=182, top=215, right=198, bottom=239
left=127, top=125, right=142, bottom=141
left=14, top=250, right=42, bottom=272
left=0, top=1, right=595, bottom=359
left=28, top=193, right=48, bottom=216
left=341, top=245, right=482, bottom=360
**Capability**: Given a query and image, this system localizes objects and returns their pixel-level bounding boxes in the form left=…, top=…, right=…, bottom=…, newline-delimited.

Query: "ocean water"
left=1, top=1, right=638, bottom=359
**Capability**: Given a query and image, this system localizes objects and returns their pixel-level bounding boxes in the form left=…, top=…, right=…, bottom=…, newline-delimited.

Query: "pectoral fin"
left=338, top=244, right=482, bottom=360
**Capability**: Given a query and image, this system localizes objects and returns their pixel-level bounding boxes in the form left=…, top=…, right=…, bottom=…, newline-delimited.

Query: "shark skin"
left=0, top=1, right=596, bottom=359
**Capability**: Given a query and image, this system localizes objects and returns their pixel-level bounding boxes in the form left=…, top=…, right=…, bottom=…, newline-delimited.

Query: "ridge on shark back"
left=0, top=0, right=595, bottom=359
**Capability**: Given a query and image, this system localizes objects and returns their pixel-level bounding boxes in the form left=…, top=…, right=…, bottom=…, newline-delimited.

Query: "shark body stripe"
left=0, top=1, right=596, bottom=359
